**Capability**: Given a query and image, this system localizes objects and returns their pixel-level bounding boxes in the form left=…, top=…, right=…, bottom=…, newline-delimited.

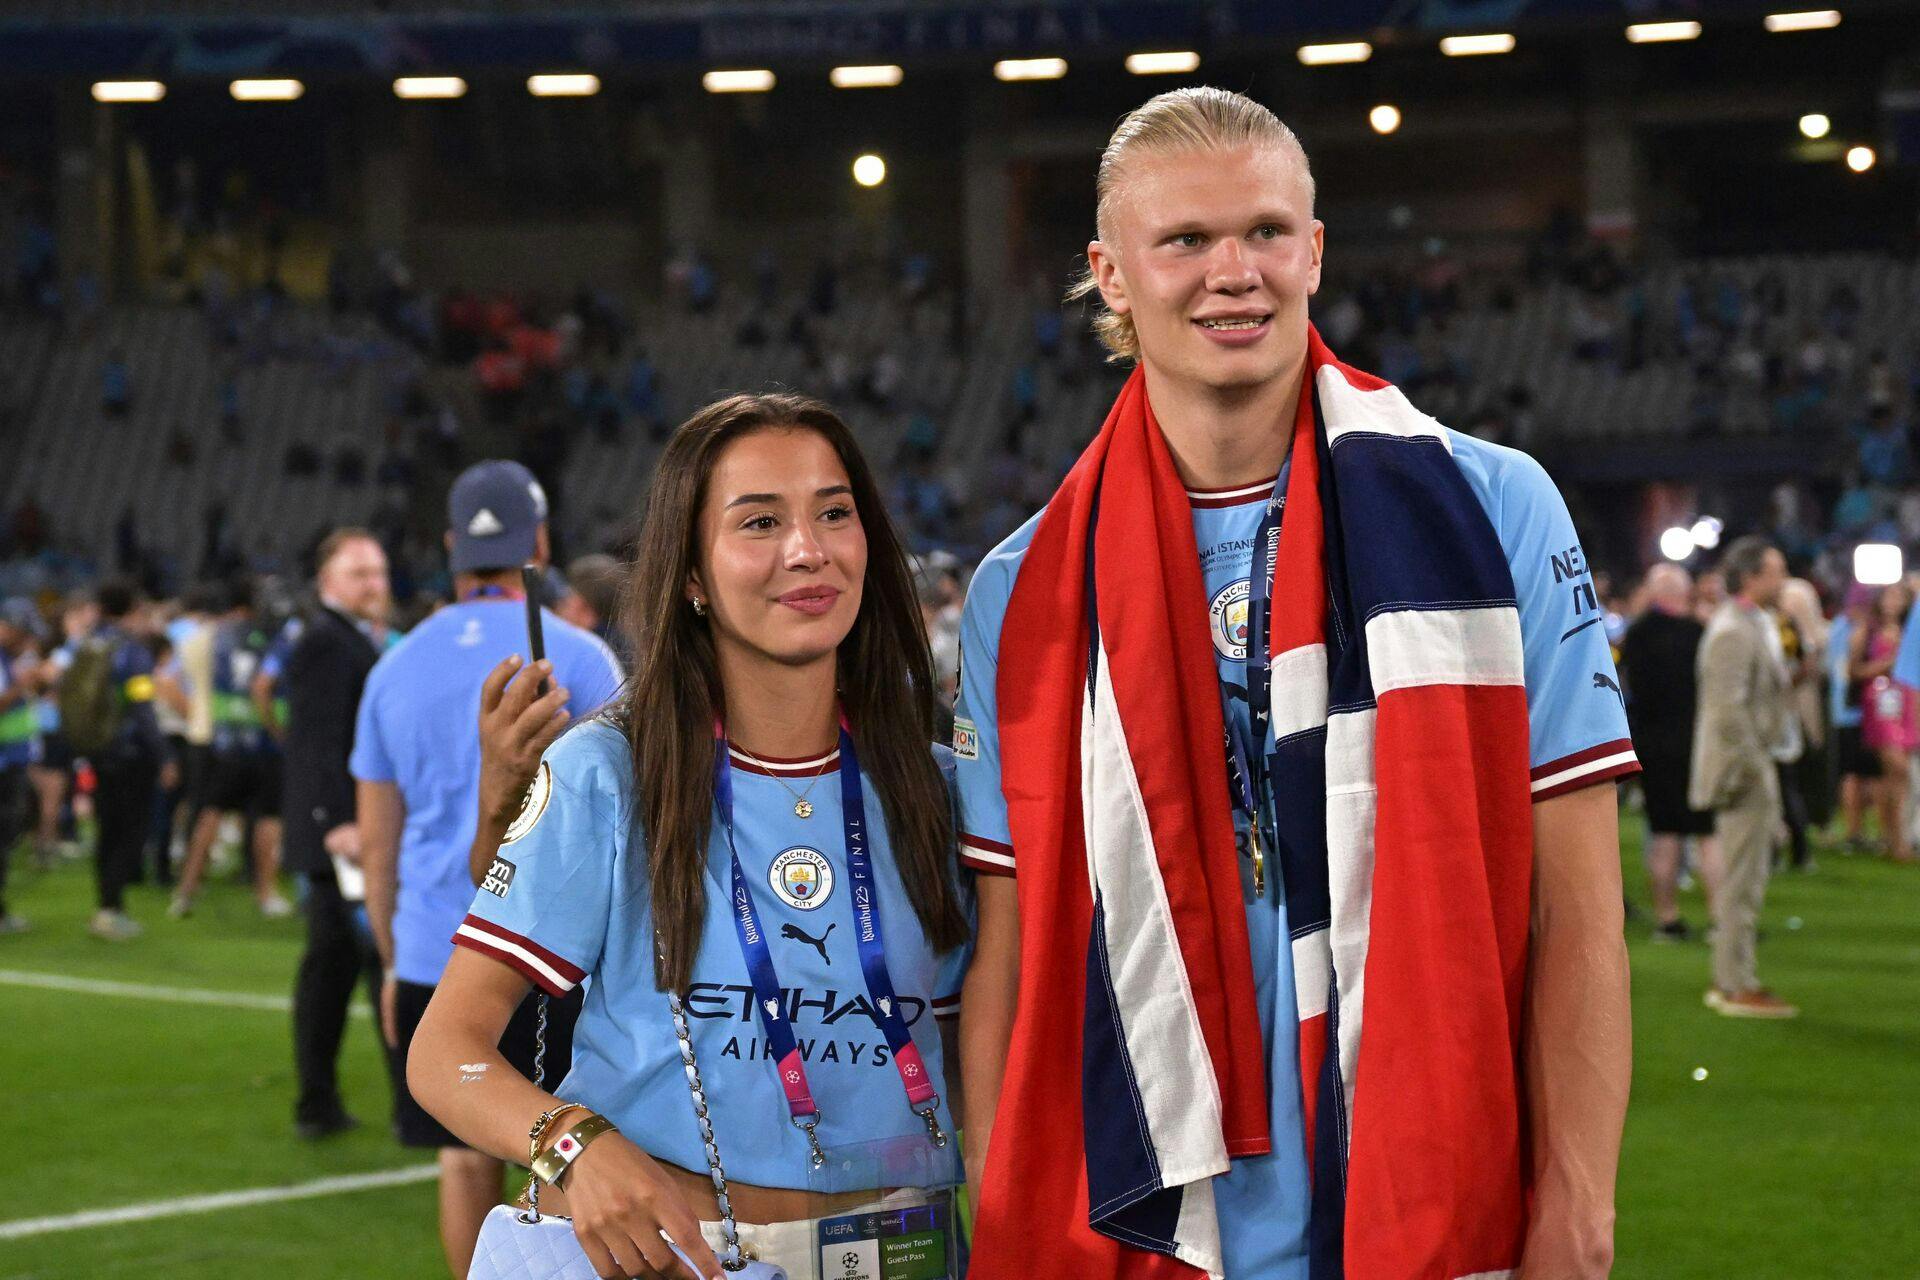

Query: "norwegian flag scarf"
left=972, top=327, right=1536, bottom=1280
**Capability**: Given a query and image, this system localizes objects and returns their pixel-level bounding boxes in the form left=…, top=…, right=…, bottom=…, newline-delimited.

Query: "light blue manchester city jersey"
left=454, top=719, right=970, bottom=1193
left=950, top=428, right=1633, bottom=1278
left=350, top=598, right=624, bottom=986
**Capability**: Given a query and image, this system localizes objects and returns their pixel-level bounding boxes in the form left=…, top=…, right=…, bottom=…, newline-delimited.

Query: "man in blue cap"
left=352, top=460, right=623, bottom=1277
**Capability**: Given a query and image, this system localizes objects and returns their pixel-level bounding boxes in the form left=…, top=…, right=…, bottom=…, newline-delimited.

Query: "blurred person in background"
left=1691, top=536, right=1797, bottom=1017
left=1829, top=587, right=1880, bottom=850
left=0, top=599, right=49, bottom=934
left=169, top=584, right=219, bottom=873
left=1854, top=582, right=1918, bottom=864
left=146, top=629, right=190, bottom=888
left=554, top=552, right=623, bottom=656
left=59, top=578, right=163, bottom=941
left=353, top=461, right=621, bottom=1277
left=1693, top=569, right=1726, bottom=625
left=283, top=528, right=393, bottom=1141
left=1776, top=579, right=1830, bottom=870
left=1619, top=563, right=1714, bottom=940
left=168, top=577, right=293, bottom=918
left=28, top=594, right=98, bottom=868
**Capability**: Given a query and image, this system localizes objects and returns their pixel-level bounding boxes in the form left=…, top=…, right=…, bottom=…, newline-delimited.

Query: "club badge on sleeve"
left=501, top=761, right=553, bottom=846
left=768, top=846, right=834, bottom=911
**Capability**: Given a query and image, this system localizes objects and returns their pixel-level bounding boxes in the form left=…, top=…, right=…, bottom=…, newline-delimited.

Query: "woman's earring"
left=691, top=597, right=707, bottom=616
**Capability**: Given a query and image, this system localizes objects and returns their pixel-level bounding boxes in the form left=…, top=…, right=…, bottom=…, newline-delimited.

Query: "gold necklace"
left=731, top=743, right=831, bottom=818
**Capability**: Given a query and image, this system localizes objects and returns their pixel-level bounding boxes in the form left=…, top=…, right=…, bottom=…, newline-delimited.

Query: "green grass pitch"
left=1, top=813, right=1915, bottom=1278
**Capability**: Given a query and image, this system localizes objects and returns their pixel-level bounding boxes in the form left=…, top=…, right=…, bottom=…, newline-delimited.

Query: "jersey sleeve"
left=1490, top=449, right=1640, bottom=801
left=347, top=664, right=396, bottom=783
left=452, top=724, right=625, bottom=996
left=952, top=556, right=1018, bottom=876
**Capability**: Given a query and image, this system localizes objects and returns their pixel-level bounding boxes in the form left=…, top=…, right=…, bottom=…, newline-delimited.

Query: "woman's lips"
left=778, top=587, right=841, bottom=616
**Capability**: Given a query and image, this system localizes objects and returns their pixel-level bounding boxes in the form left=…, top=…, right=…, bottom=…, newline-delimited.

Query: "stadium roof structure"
left=0, top=0, right=1911, bottom=76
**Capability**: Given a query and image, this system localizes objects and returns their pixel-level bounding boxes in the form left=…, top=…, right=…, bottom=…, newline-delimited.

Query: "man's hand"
left=478, top=656, right=571, bottom=830
left=158, top=759, right=180, bottom=792
left=323, top=823, right=362, bottom=862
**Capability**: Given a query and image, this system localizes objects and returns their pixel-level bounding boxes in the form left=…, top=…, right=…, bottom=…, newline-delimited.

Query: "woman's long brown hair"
left=615, top=392, right=966, bottom=993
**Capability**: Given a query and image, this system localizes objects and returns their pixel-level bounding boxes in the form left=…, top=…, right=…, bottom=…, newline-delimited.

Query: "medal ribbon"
left=713, top=719, right=940, bottom=1132
left=1224, top=476, right=1286, bottom=862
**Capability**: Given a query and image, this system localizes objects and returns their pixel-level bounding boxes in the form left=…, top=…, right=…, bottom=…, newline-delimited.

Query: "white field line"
left=0, top=968, right=366, bottom=1016
left=0, top=1164, right=440, bottom=1240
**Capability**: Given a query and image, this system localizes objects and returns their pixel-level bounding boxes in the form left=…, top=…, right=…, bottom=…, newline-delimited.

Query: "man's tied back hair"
left=1719, top=535, right=1776, bottom=595
left=1066, top=87, right=1315, bottom=363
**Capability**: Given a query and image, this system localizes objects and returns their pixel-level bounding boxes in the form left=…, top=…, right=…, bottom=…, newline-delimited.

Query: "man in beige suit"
left=1690, top=535, right=1798, bottom=1018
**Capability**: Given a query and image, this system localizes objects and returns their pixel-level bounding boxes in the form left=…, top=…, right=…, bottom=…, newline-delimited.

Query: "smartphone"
left=521, top=564, right=550, bottom=698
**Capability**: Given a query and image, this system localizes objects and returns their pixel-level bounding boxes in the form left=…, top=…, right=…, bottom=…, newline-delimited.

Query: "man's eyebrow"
left=1154, top=211, right=1298, bottom=236
left=724, top=485, right=853, bottom=509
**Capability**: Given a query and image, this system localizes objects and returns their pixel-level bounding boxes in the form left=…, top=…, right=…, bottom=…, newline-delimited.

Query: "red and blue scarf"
left=974, top=328, right=1536, bottom=1280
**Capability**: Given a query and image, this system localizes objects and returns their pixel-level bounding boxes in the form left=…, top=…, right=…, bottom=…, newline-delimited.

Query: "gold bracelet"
left=530, top=1113, right=618, bottom=1188
left=527, top=1102, right=588, bottom=1168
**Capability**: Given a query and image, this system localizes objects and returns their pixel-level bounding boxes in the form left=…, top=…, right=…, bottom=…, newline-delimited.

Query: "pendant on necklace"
left=794, top=799, right=814, bottom=819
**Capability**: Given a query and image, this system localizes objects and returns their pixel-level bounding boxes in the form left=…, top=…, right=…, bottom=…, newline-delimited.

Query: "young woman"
left=1851, top=582, right=1917, bottom=863
left=409, top=393, right=971, bottom=1279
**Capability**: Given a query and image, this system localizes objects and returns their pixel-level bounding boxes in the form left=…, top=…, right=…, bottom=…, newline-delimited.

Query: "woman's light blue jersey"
left=455, top=718, right=970, bottom=1192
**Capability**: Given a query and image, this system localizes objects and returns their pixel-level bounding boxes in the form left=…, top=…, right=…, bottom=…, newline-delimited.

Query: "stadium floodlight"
left=1126, top=51, right=1201, bottom=75
left=1439, top=33, right=1516, bottom=56
left=394, top=76, right=467, bottom=100
left=994, top=58, right=1068, bottom=81
left=1765, top=9, right=1841, bottom=32
left=528, top=73, right=600, bottom=97
left=1626, top=20, right=1702, bottom=42
left=703, top=69, right=776, bottom=93
left=852, top=153, right=887, bottom=187
left=830, top=64, right=902, bottom=88
left=1659, top=527, right=1695, bottom=562
left=92, top=80, right=166, bottom=103
left=1297, top=42, right=1373, bottom=66
left=1855, top=543, right=1903, bottom=586
left=1369, top=104, right=1402, bottom=135
left=1798, top=112, right=1831, bottom=139
left=1689, top=516, right=1723, bottom=551
left=1846, top=145, right=1876, bottom=172
left=230, top=79, right=304, bottom=101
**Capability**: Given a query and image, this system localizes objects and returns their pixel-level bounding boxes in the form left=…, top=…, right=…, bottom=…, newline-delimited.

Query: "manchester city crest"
left=768, top=846, right=834, bottom=911
left=501, top=762, right=553, bottom=845
left=1209, top=579, right=1252, bottom=661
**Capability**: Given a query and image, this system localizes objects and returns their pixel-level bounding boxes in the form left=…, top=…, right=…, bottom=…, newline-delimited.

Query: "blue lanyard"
left=1224, top=485, right=1285, bottom=897
left=714, top=723, right=947, bottom=1167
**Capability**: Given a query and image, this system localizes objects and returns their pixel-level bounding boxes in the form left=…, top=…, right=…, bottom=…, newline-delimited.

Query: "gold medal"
left=794, top=799, right=814, bottom=819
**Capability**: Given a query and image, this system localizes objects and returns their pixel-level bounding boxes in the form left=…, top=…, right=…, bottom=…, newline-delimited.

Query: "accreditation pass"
left=815, top=1198, right=953, bottom=1280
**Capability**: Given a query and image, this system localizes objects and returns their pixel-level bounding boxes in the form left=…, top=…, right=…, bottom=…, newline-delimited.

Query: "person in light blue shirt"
left=952, top=428, right=1633, bottom=1277
left=407, top=394, right=971, bottom=1280
left=351, top=459, right=622, bottom=1278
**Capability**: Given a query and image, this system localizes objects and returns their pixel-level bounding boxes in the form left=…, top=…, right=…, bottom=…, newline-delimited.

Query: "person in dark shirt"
left=1620, top=564, right=1716, bottom=941
left=83, top=579, right=164, bottom=941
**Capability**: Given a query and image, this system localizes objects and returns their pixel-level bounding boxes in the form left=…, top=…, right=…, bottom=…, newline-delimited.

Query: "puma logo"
left=1593, top=671, right=1624, bottom=706
left=781, top=922, right=836, bottom=964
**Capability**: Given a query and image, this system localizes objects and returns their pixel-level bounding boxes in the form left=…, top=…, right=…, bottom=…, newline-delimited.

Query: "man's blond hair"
left=1068, top=87, right=1314, bottom=363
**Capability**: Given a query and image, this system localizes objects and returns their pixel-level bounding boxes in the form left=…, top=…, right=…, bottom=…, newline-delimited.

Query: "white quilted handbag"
left=466, top=991, right=788, bottom=1280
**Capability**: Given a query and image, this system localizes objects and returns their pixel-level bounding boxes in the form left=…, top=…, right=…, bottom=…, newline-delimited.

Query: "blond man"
left=954, top=89, right=1637, bottom=1279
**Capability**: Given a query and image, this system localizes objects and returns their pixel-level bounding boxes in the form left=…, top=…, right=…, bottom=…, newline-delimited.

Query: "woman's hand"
left=560, top=1132, right=726, bottom=1280
left=477, top=655, right=571, bottom=830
